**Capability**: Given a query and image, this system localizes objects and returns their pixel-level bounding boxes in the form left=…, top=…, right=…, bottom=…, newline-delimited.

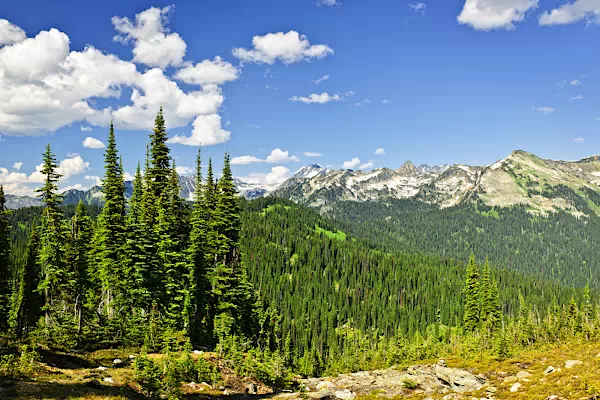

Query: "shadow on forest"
left=37, top=349, right=98, bottom=370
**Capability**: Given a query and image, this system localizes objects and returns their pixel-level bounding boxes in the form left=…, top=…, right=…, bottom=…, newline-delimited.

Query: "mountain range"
left=6, top=150, right=600, bottom=216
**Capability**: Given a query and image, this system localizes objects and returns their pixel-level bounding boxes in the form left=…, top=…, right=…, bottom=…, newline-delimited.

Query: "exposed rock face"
left=277, top=363, right=487, bottom=399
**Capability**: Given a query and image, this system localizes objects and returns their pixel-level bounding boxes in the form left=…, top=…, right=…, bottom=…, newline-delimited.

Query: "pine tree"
left=91, top=123, right=126, bottom=319
left=463, top=254, right=480, bottom=332
left=10, top=225, right=43, bottom=338
left=0, top=186, right=12, bottom=332
left=36, top=144, right=64, bottom=328
left=213, top=153, right=241, bottom=263
left=204, top=157, right=217, bottom=267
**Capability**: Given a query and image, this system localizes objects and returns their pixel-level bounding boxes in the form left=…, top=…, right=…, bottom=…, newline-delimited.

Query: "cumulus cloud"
left=1, top=153, right=89, bottom=195
left=241, top=166, right=292, bottom=186
left=232, top=30, right=333, bottom=64
left=0, top=19, right=26, bottom=45
left=232, top=149, right=299, bottom=165
left=85, top=175, right=102, bottom=186
left=375, top=148, right=386, bottom=155
left=573, top=137, right=585, bottom=143
left=12, top=162, right=23, bottom=171
left=343, top=157, right=361, bottom=169
left=289, top=91, right=353, bottom=104
left=317, top=0, right=341, bottom=6
left=360, top=161, right=374, bottom=170
left=539, top=0, right=600, bottom=26
left=112, top=6, right=186, bottom=68
left=532, top=106, right=555, bottom=115
left=175, top=165, right=193, bottom=175
left=80, top=125, right=93, bottom=132
left=168, top=114, right=231, bottom=146
left=174, top=56, right=240, bottom=86
left=457, top=0, right=539, bottom=31
left=83, top=137, right=106, bottom=149
left=312, top=74, right=330, bottom=84
left=304, top=152, right=322, bottom=157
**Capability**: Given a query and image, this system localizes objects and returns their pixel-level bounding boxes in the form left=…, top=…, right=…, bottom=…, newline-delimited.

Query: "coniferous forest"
left=4, top=111, right=600, bottom=398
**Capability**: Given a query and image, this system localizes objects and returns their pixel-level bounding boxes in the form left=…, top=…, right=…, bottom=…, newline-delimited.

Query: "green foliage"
left=402, top=378, right=419, bottom=389
left=134, top=354, right=162, bottom=399
left=463, top=254, right=480, bottom=332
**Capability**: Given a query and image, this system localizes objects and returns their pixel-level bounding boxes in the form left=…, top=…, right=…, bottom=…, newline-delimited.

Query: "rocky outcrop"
left=273, top=362, right=488, bottom=399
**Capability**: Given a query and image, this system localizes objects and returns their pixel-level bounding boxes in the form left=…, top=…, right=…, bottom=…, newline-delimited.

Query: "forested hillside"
left=327, top=199, right=600, bottom=289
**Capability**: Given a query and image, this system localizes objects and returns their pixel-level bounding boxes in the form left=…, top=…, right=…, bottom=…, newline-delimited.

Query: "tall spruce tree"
left=148, top=107, right=171, bottom=201
left=463, top=254, right=480, bottom=332
left=0, top=186, right=11, bottom=332
left=10, top=225, right=43, bottom=338
left=91, top=123, right=126, bottom=319
left=36, top=144, right=64, bottom=328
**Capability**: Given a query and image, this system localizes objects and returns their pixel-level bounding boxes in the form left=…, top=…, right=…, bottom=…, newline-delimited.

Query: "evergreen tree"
left=0, top=186, right=11, bottom=332
left=91, top=123, right=126, bottom=319
left=463, top=254, right=480, bottom=332
left=10, top=225, right=43, bottom=339
left=187, top=149, right=211, bottom=344
left=148, top=107, right=171, bottom=201
left=36, top=144, right=64, bottom=328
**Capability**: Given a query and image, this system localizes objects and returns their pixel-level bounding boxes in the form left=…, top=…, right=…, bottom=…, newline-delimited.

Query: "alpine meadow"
left=2, top=1, right=600, bottom=399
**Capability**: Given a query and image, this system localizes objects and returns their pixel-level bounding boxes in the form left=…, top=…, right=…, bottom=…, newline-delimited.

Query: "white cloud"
left=408, top=2, right=427, bottom=15
left=343, top=157, right=361, bottom=169
left=352, top=98, right=371, bottom=107
left=112, top=6, right=186, bottom=69
left=85, top=175, right=102, bottom=186
left=571, top=79, right=582, bottom=86
left=360, top=161, right=374, bottom=170
left=304, top=152, right=322, bottom=157
left=375, top=148, right=386, bottom=155
left=231, top=148, right=299, bottom=165
left=532, top=106, right=555, bottom=115
left=289, top=92, right=349, bottom=104
left=12, top=162, right=23, bottom=171
left=1, top=153, right=89, bottom=195
left=312, top=74, right=330, bottom=84
left=175, top=165, right=193, bottom=175
left=539, top=0, right=600, bottom=26
left=80, top=125, right=93, bottom=132
left=0, top=19, right=26, bottom=45
left=242, top=166, right=292, bottom=186
left=174, top=56, right=240, bottom=86
left=573, top=137, right=585, bottom=143
left=569, top=94, right=584, bottom=102
left=59, top=183, right=87, bottom=193
left=382, top=99, right=391, bottom=104
left=457, top=0, right=539, bottom=31
left=82, top=136, right=106, bottom=149
left=232, top=30, right=333, bottom=65
left=317, top=0, right=341, bottom=6
left=168, top=114, right=231, bottom=146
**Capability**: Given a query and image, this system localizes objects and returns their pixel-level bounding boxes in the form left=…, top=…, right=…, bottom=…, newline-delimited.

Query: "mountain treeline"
left=1, top=109, right=273, bottom=355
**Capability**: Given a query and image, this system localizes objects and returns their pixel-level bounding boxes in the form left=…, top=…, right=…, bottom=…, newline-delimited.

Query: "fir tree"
left=463, top=254, right=480, bottom=332
left=36, top=144, right=64, bottom=328
left=0, top=186, right=11, bottom=332
left=148, top=107, right=171, bottom=201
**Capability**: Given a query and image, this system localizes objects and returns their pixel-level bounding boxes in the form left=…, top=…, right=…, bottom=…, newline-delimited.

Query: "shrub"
left=402, top=378, right=419, bottom=390
left=134, top=354, right=162, bottom=399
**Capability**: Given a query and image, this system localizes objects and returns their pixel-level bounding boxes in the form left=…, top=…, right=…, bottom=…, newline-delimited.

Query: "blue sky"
left=0, top=0, right=598, bottom=195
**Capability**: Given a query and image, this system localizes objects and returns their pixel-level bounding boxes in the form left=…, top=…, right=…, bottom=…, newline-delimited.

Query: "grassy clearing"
left=261, top=204, right=292, bottom=216
left=314, top=224, right=346, bottom=241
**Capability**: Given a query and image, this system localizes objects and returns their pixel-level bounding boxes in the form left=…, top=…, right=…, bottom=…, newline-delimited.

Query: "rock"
left=510, top=382, right=522, bottom=392
left=565, top=360, right=582, bottom=369
left=245, top=383, right=258, bottom=395
left=516, top=371, right=531, bottom=379
left=334, top=389, right=355, bottom=400
left=438, top=358, right=447, bottom=367
left=503, top=376, right=518, bottom=384
left=308, top=390, right=335, bottom=399
left=442, top=394, right=465, bottom=400
left=544, top=366, right=555, bottom=375
left=486, top=386, right=497, bottom=393
left=433, top=365, right=485, bottom=393
left=112, top=358, right=122, bottom=365
left=223, top=389, right=230, bottom=396
left=193, top=350, right=203, bottom=355
left=199, top=382, right=212, bottom=389
left=96, top=366, right=107, bottom=371
left=316, top=381, right=336, bottom=391
left=103, top=377, right=114, bottom=383
left=128, top=354, right=136, bottom=359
